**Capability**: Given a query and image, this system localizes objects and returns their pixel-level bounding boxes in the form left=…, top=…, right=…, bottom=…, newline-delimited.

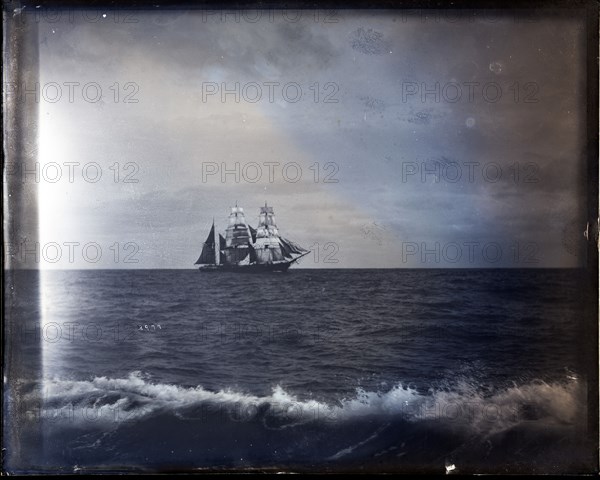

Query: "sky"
left=29, top=8, right=588, bottom=268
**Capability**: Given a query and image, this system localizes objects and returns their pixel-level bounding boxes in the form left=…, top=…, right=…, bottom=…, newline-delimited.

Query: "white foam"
left=28, top=372, right=585, bottom=434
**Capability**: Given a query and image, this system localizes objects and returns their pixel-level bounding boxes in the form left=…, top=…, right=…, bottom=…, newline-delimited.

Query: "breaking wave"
left=31, top=371, right=585, bottom=436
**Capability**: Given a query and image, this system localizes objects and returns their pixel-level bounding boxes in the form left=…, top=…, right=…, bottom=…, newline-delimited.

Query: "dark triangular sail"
left=218, top=234, right=227, bottom=265
left=279, top=239, right=294, bottom=259
left=248, top=225, right=257, bottom=243
left=195, top=224, right=216, bottom=264
left=281, top=237, right=307, bottom=255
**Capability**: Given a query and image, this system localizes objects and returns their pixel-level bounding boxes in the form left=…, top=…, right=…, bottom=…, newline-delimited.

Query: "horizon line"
left=3, top=266, right=588, bottom=271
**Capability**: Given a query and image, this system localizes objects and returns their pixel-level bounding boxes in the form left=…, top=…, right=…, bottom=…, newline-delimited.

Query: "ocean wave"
left=29, top=372, right=585, bottom=435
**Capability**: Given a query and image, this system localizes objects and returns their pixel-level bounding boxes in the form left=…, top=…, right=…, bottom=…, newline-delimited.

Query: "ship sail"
left=271, top=247, right=284, bottom=262
left=226, top=205, right=251, bottom=246
left=279, top=239, right=293, bottom=259
left=254, top=203, right=283, bottom=264
left=280, top=237, right=308, bottom=255
left=248, top=225, right=257, bottom=243
left=218, top=234, right=227, bottom=265
left=195, top=223, right=216, bottom=265
left=224, top=248, right=249, bottom=265
left=248, top=243, right=258, bottom=263
left=251, top=203, right=308, bottom=265
left=223, top=204, right=251, bottom=265
left=196, top=203, right=309, bottom=271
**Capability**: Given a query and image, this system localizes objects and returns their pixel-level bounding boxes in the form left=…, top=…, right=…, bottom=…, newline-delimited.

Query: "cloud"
left=36, top=10, right=587, bottom=268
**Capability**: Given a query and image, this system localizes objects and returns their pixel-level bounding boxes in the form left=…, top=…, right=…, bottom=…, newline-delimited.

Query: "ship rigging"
left=195, top=203, right=309, bottom=272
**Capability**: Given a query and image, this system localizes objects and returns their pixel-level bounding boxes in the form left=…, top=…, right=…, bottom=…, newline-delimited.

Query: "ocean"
left=5, top=269, right=597, bottom=473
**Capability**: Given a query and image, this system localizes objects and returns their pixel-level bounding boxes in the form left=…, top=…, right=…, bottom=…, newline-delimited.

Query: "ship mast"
left=223, top=203, right=251, bottom=265
left=197, top=203, right=309, bottom=270
left=254, top=202, right=285, bottom=264
left=213, top=217, right=219, bottom=265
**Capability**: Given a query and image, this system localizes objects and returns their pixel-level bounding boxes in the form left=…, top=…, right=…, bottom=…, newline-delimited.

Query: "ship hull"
left=198, top=262, right=292, bottom=273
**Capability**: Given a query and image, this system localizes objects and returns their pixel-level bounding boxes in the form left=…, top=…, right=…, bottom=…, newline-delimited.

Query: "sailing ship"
left=195, top=203, right=310, bottom=272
